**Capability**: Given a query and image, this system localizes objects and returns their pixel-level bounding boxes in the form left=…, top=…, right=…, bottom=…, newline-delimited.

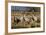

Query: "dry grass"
left=11, top=12, right=40, bottom=29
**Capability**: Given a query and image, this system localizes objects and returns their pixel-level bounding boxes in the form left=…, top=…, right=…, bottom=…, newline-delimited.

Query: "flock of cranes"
left=14, top=14, right=40, bottom=24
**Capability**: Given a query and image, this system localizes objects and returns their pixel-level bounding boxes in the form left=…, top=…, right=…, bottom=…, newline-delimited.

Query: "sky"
left=11, top=6, right=40, bottom=12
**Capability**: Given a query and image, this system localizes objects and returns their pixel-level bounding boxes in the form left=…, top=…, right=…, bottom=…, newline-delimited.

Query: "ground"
left=11, top=12, right=40, bottom=29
